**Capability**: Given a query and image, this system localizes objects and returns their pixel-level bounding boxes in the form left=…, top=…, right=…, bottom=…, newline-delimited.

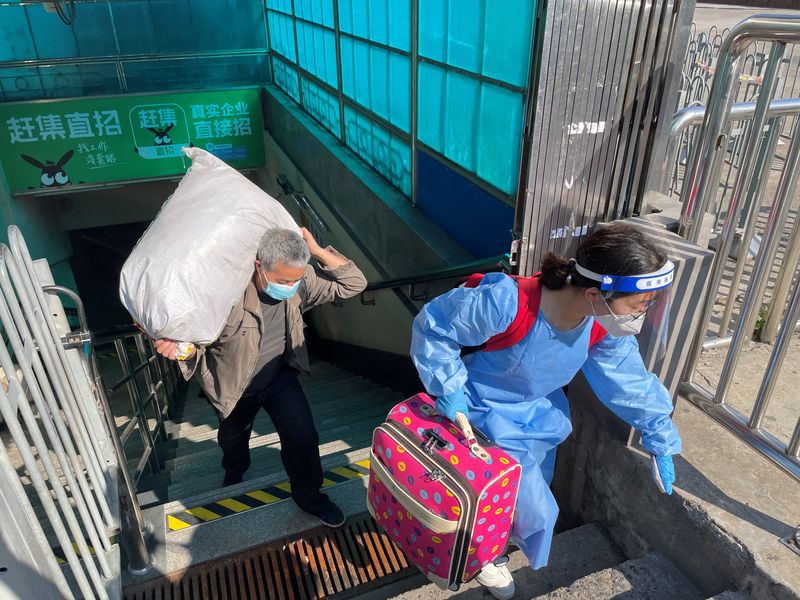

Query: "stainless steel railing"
left=675, top=15, right=800, bottom=482
left=0, top=225, right=174, bottom=598
left=95, top=328, right=180, bottom=486
left=668, top=97, right=800, bottom=345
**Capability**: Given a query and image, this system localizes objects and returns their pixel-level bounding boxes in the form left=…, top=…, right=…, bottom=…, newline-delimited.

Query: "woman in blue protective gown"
left=409, top=223, right=681, bottom=600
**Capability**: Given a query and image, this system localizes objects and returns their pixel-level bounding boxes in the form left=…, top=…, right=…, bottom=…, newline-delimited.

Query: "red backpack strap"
left=462, top=273, right=486, bottom=289
left=482, top=275, right=542, bottom=352
left=463, top=272, right=606, bottom=352
left=589, top=322, right=607, bottom=347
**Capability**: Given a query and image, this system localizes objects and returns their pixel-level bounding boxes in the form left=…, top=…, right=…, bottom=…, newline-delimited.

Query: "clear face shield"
left=576, top=260, right=675, bottom=358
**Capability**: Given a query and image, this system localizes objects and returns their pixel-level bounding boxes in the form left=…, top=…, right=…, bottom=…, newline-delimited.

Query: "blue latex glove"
left=651, top=454, right=675, bottom=495
left=436, top=388, right=468, bottom=422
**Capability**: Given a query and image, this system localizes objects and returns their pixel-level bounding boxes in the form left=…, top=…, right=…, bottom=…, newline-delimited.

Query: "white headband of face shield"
left=573, top=260, right=675, bottom=293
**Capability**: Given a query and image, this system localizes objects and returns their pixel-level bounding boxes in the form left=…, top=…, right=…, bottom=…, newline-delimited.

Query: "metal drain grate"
left=123, top=514, right=414, bottom=599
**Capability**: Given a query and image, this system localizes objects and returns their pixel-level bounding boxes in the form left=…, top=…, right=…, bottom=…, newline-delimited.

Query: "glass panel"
left=417, top=61, right=445, bottom=152
left=296, top=0, right=334, bottom=27
left=442, top=69, right=478, bottom=172
left=418, top=61, right=523, bottom=194
left=343, top=105, right=410, bottom=196
left=418, top=0, right=447, bottom=63
left=475, top=84, right=523, bottom=193
left=338, top=0, right=409, bottom=51
left=340, top=37, right=356, bottom=99
left=268, top=10, right=297, bottom=62
left=388, top=52, right=411, bottom=131
left=272, top=57, right=301, bottom=101
left=387, top=0, right=411, bottom=52
left=482, top=0, right=535, bottom=86
left=123, top=55, right=269, bottom=93
left=0, top=64, right=123, bottom=102
left=296, top=21, right=337, bottom=87
left=115, top=0, right=267, bottom=55
left=0, top=9, right=36, bottom=61
left=444, top=0, right=482, bottom=75
left=301, top=77, right=341, bottom=139
left=267, top=0, right=293, bottom=15
left=367, top=0, right=388, bottom=46
left=338, top=0, right=354, bottom=35
left=340, top=39, right=409, bottom=132
left=418, top=0, right=534, bottom=87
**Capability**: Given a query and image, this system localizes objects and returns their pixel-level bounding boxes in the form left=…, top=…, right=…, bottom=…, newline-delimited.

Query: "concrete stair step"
left=138, top=392, right=396, bottom=499
left=166, top=380, right=389, bottom=434
left=358, top=523, right=625, bottom=600
left=299, top=373, right=368, bottom=390
left=163, top=438, right=373, bottom=502
left=165, top=422, right=378, bottom=476
left=532, top=552, right=704, bottom=600
left=303, top=362, right=354, bottom=376
left=132, top=457, right=372, bottom=588
left=163, top=387, right=398, bottom=448
left=161, top=446, right=371, bottom=511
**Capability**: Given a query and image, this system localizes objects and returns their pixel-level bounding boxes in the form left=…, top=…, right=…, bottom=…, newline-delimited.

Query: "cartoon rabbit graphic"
left=146, top=123, right=174, bottom=146
left=20, top=150, right=74, bottom=188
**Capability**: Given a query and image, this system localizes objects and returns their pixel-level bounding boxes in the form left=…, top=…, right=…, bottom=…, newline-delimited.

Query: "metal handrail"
left=676, top=15, right=800, bottom=483
left=678, top=15, right=800, bottom=242
left=364, top=256, right=508, bottom=292
left=667, top=98, right=800, bottom=346
left=357, top=255, right=508, bottom=306
left=0, top=228, right=119, bottom=598
left=40, top=286, right=155, bottom=576
left=669, top=96, right=800, bottom=136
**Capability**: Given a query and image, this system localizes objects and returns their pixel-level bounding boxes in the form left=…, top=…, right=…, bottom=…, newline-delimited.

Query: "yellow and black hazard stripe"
left=166, top=459, right=371, bottom=532
left=52, top=534, right=119, bottom=565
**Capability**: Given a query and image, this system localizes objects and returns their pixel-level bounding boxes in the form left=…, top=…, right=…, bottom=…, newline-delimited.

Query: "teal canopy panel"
left=295, top=0, right=335, bottom=28
left=417, top=0, right=534, bottom=195
left=340, top=38, right=410, bottom=132
left=269, top=11, right=298, bottom=62
left=272, top=58, right=301, bottom=102
left=265, top=0, right=534, bottom=204
left=0, top=0, right=269, bottom=100
left=301, top=77, right=342, bottom=139
left=344, top=105, right=411, bottom=196
left=338, top=0, right=411, bottom=51
left=296, top=21, right=338, bottom=88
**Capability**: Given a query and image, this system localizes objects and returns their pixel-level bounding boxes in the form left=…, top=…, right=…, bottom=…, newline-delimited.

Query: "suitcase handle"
left=454, top=412, right=492, bottom=463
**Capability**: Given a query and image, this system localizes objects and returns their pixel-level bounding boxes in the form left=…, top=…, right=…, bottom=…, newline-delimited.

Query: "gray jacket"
left=179, top=251, right=367, bottom=418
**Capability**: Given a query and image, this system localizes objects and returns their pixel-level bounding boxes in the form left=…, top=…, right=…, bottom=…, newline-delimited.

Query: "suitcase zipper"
left=381, top=421, right=477, bottom=589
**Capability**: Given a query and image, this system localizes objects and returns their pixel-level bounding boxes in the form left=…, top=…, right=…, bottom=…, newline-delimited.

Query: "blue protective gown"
left=409, top=273, right=681, bottom=569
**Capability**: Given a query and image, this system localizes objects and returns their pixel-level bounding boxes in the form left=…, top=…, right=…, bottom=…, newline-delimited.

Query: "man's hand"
left=300, top=227, right=347, bottom=269
left=301, top=227, right=323, bottom=257
left=154, top=339, right=196, bottom=361
left=154, top=339, right=179, bottom=361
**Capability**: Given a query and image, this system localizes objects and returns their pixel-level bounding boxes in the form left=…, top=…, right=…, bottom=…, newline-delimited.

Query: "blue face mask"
left=263, top=277, right=300, bottom=301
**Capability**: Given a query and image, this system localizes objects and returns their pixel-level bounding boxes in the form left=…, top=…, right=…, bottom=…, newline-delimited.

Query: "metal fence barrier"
left=0, top=225, right=184, bottom=598
left=95, top=329, right=179, bottom=486
left=667, top=97, right=800, bottom=345
left=670, top=22, right=800, bottom=202
left=676, top=15, right=800, bottom=483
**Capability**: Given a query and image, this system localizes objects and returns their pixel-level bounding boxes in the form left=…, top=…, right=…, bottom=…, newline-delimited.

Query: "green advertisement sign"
left=0, top=88, right=265, bottom=194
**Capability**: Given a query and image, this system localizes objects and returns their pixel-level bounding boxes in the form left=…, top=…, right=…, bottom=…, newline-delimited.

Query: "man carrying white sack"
left=155, top=227, right=367, bottom=528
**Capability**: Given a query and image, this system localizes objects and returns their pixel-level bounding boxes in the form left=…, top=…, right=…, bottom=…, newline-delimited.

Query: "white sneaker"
left=475, top=563, right=515, bottom=600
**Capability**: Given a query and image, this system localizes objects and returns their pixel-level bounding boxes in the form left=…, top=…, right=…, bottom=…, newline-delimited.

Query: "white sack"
left=119, top=147, right=299, bottom=344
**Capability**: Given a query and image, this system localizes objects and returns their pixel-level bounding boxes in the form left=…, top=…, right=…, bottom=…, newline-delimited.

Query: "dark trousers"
left=216, top=366, right=325, bottom=512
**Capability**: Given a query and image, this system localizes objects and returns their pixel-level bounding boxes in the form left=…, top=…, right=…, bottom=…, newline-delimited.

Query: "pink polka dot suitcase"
left=367, top=393, right=521, bottom=591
